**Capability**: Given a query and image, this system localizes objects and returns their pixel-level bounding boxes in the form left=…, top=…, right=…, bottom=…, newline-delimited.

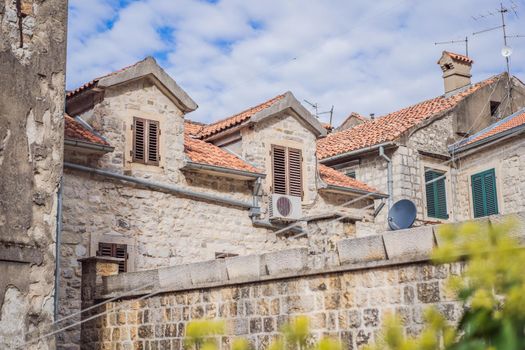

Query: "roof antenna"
left=317, top=105, right=335, bottom=126
left=303, top=99, right=319, bottom=118
left=434, top=36, right=469, bottom=57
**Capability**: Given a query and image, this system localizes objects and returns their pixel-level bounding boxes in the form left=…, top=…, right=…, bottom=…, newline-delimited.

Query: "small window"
left=471, top=168, right=498, bottom=218
left=132, top=117, right=160, bottom=165
left=271, top=145, right=303, bottom=198
left=490, top=101, right=500, bottom=117
left=97, top=242, right=128, bottom=272
left=425, top=169, right=448, bottom=219
left=345, top=170, right=356, bottom=179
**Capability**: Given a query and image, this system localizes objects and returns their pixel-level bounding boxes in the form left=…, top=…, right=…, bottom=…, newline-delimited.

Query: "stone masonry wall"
left=0, top=0, right=67, bottom=349
left=79, top=220, right=486, bottom=350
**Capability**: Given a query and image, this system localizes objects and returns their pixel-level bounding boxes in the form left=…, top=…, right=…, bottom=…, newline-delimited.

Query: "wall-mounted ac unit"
left=269, top=194, right=302, bottom=221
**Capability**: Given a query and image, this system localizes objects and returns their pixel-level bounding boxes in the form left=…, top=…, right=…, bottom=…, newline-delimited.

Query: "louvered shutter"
left=272, top=146, right=287, bottom=195
left=98, top=242, right=114, bottom=258
left=288, top=148, right=303, bottom=198
left=425, top=170, right=448, bottom=219
left=97, top=242, right=128, bottom=273
left=147, top=120, right=160, bottom=165
left=133, top=118, right=146, bottom=163
left=471, top=169, right=498, bottom=218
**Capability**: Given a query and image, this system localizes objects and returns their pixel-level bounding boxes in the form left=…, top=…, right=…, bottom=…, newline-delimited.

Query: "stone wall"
left=78, top=221, right=481, bottom=350
left=0, top=0, right=67, bottom=349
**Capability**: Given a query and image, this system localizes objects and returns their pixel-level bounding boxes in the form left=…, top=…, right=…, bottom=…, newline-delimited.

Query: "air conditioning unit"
left=269, top=194, right=302, bottom=221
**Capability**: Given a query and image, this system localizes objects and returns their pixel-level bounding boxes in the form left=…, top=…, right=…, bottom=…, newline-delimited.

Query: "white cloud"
left=67, top=0, right=525, bottom=125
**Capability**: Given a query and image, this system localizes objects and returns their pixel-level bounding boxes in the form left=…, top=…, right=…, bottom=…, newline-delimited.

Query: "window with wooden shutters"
left=425, top=169, right=448, bottom=219
left=271, top=145, right=303, bottom=198
left=97, top=242, right=128, bottom=273
left=471, top=168, right=499, bottom=218
left=132, top=117, right=160, bottom=165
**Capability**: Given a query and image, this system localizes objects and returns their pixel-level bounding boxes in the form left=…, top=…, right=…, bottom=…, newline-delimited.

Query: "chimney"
left=437, top=51, right=473, bottom=94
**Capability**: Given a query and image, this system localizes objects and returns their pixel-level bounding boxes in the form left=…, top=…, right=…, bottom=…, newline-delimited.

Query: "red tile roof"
left=318, top=164, right=383, bottom=195
left=64, top=114, right=110, bottom=147
left=442, top=51, right=474, bottom=65
left=317, top=74, right=502, bottom=159
left=451, top=108, right=525, bottom=151
left=198, top=94, right=286, bottom=138
left=184, top=122, right=262, bottom=174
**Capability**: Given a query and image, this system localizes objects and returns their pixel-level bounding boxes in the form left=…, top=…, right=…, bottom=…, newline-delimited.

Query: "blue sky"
left=67, top=0, right=525, bottom=125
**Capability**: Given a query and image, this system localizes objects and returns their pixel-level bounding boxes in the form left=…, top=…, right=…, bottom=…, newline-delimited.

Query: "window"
left=425, top=169, right=448, bottom=219
left=97, top=242, right=128, bottom=273
left=271, top=145, right=303, bottom=198
left=132, top=117, right=160, bottom=165
left=345, top=170, right=356, bottom=179
left=471, top=168, right=499, bottom=218
left=490, top=101, right=501, bottom=117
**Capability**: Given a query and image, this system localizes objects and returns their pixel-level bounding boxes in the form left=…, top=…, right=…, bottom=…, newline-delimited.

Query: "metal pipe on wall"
left=54, top=177, right=63, bottom=320
left=379, top=146, right=393, bottom=208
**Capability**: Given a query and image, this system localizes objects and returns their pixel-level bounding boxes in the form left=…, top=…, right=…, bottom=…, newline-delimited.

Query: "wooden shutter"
left=471, top=169, right=498, bottom=218
left=133, top=118, right=146, bottom=163
left=147, top=120, right=159, bottom=165
left=97, top=242, right=128, bottom=273
left=288, top=148, right=303, bottom=198
left=425, top=170, right=448, bottom=219
left=272, top=145, right=287, bottom=195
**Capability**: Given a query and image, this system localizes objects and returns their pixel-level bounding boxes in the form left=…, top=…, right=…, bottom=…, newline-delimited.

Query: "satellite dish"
left=388, top=199, right=417, bottom=230
left=501, top=46, right=513, bottom=57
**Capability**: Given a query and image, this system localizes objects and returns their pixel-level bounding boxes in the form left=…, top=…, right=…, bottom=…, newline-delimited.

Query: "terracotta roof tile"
left=64, top=114, right=110, bottom=147
left=317, top=74, right=502, bottom=159
left=452, top=108, right=525, bottom=151
left=185, top=120, right=206, bottom=136
left=184, top=122, right=261, bottom=174
left=318, top=164, right=382, bottom=194
left=198, top=94, right=286, bottom=138
left=442, top=51, right=474, bottom=65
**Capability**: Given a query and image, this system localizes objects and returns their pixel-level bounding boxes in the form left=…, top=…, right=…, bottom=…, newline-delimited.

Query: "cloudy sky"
left=67, top=0, right=525, bottom=125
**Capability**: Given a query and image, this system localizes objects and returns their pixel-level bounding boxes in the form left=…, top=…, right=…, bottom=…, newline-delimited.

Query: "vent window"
left=346, top=170, right=356, bottom=179
left=132, top=117, right=160, bottom=165
left=471, top=168, right=498, bottom=218
left=490, top=101, right=501, bottom=117
left=97, top=242, right=128, bottom=273
left=425, top=169, right=448, bottom=220
left=271, top=145, right=303, bottom=198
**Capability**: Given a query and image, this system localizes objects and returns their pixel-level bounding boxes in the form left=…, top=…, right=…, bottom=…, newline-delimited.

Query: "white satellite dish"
left=501, top=46, right=513, bottom=57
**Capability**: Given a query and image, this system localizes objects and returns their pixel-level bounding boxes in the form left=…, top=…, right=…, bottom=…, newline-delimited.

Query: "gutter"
left=54, top=177, right=63, bottom=320
left=64, top=162, right=256, bottom=210
left=64, top=139, right=115, bottom=153
left=321, top=184, right=388, bottom=199
left=182, top=161, right=265, bottom=179
left=379, top=146, right=393, bottom=208
left=450, top=124, right=525, bottom=157
left=320, top=142, right=396, bottom=164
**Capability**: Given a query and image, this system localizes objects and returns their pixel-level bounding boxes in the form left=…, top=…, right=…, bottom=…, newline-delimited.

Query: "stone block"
left=337, top=235, right=386, bottom=265
left=382, top=226, right=435, bottom=259
left=105, top=270, right=159, bottom=295
left=158, top=264, right=192, bottom=290
left=190, top=260, right=228, bottom=285
left=225, top=254, right=262, bottom=281
left=263, top=248, right=308, bottom=275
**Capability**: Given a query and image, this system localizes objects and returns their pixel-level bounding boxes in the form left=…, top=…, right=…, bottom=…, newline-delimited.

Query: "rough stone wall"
left=453, top=137, right=525, bottom=221
left=0, top=0, right=67, bottom=349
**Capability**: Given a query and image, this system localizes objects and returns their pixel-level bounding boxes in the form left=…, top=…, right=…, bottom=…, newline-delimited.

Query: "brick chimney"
left=437, top=51, right=473, bottom=94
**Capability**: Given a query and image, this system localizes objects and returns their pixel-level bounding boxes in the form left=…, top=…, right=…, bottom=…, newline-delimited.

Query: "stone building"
left=59, top=57, right=386, bottom=349
left=0, top=0, right=67, bottom=349
left=318, top=51, right=525, bottom=233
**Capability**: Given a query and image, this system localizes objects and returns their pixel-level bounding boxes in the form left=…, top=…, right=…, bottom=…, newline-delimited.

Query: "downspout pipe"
left=379, top=146, right=393, bottom=208
left=64, top=162, right=256, bottom=210
left=54, top=177, right=63, bottom=320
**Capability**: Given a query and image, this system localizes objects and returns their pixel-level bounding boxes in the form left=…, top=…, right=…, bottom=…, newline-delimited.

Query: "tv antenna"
left=303, top=99, right=319, bottom=117
left=317, top=105, right=335, bottom=126
left=435, top=36, right=469, bottom=57
left=472, top=2, right=524, bottom=76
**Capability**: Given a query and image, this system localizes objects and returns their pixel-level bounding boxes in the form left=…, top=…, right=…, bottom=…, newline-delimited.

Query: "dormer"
left=437, top=51, right=474, bottom=94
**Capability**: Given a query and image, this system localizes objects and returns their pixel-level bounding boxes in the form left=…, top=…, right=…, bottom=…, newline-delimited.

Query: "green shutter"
left=471, top=169, right=498, bottom=218
left=425, top=170, right=448, bottom=219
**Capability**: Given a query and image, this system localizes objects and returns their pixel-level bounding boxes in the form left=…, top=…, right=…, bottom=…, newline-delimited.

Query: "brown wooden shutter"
left=272, top=145, right=287, bottom=195
left=147, top=120, right=160, bottom=165
left=133, top=118, right=146, bottom=163
left=97, top=242, right=128, bottom=273
left=288, top=148, right=303, bottom=198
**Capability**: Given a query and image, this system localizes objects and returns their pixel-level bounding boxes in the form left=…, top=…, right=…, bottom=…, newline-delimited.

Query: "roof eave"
left=450, top=124, right=525, bottom=155
left=320, top=184, right=388, bottom=199
left=319, top=142, right=397, bottom=164
left=182, top=161, right=266, bottom=180
left=64, top=138, right=114, bottom=153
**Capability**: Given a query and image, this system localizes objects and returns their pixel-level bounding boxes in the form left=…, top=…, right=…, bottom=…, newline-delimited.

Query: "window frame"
left=470, top=168, right=499, bottom=218
left=89, top=233, right=135, bottom=273
left=420, top=161, right=452, bottom=221
left=132, top=117, right=160, bottom=166
left=270, top=144, right=303, bottom=199
left=424, top=168, right=449, bottom=220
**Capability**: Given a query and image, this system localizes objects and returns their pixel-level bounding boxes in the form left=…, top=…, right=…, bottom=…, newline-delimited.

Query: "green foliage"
left=184, top=319, right=225, bottom=350
left=366, top=218, right=525, bottom=350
